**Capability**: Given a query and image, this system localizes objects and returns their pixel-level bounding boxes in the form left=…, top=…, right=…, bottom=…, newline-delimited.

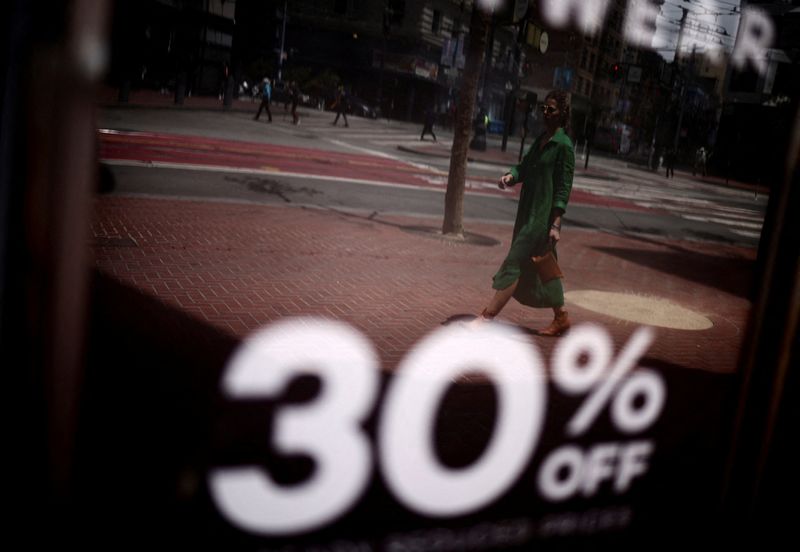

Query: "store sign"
left=207, top=319, right=667, bottom=545
left=538, top=0, right=775, bottom=75
left=373, top=51, right=439, bottom=81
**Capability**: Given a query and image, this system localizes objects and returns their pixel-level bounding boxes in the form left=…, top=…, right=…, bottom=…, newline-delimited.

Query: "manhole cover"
left=565, top=290, right=713, bottom=330
left=400, top=225, right=500, bottom=247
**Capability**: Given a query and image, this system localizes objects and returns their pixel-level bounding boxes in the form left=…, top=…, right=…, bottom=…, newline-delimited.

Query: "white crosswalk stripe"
left=574, top=177, right=765, bottom=237
left=371, top=139, right=454, bottom=147
left=730, top=229, right=763, bottom=239
left=680, top=214, right=762, bottom=229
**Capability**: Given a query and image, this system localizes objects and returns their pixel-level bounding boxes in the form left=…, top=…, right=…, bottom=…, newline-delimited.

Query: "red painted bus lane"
left=97, top=129, right=658, bottom=212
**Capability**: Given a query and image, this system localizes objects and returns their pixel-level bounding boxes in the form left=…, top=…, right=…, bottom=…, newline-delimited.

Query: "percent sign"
left=552, top=324, right=666, bottom=436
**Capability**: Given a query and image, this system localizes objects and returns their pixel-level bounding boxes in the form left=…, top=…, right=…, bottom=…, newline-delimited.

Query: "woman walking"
left=473, top=90, right=575, bottom=336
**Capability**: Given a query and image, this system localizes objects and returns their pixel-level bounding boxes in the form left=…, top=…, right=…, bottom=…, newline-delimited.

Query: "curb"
left=398, top=145, right=620, bottom=181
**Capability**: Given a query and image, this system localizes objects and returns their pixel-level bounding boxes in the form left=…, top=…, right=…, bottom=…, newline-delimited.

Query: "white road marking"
left=680, top=214, right=762, bottom=229
left=730, top=229, right=763, bottom=238
left=325, top=138, right=446, bottom=175
left=99, top=159, right=510, bottom=200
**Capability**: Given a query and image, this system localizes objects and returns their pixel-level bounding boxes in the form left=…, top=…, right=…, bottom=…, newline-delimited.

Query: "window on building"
left=443, top=16, right=453, bottom=37
left=334, top=0, right=347, bottom=14
left=589, top=53, right=596, bottom=72
left=432, top=10, right=441, bottom=34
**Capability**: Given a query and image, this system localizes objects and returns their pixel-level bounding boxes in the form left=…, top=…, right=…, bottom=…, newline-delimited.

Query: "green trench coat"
left=492, top=127, right=575, bottom=308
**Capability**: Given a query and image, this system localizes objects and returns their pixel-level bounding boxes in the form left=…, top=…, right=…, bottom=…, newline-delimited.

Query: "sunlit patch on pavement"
left=565, top=290, right=713, bottom=330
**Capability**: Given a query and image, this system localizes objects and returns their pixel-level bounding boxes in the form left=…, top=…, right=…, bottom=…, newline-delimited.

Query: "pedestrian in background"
left=420, top=108, right=437, bottom=141
left=331, top=84, right=349, bottom=127
left=218, top=62, right=229, bottom=100
left=290, top=81, right=300, bottom=125
left=469, top=105, right=488, bottom=151
left=693, top=146, right=707, bottom=176
left=665, top=146, right=676, bottom=178
left=253, top=78, right=272, bottom=122
left=471, top=90, right=575, bottom=337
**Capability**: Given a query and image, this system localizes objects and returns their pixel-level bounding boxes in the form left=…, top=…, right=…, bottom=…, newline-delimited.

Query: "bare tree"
left=442, top=5, right=491, bottom=237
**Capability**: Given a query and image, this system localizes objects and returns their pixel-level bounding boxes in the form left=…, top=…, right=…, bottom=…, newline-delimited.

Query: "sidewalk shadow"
left=561, top=218, right=755, bottom=297
left=570, top=217, right=743, bottom=247
left=441, top=314, right=477, bottom=325
left=440, top=314, right=549, bottom=337
left=314, top=207, right=501, bottom=247
left=592, top=245, right=755, bottom=298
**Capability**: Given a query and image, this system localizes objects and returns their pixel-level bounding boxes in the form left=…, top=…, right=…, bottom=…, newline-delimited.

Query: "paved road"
left=98, top=107, right=768, bottom=248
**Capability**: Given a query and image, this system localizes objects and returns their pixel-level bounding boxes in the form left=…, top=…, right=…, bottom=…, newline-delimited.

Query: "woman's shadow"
left=440, top=314, right=542, bottom=336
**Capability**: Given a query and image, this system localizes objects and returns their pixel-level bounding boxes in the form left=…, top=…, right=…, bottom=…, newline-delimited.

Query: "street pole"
left=671, top=8, right=689, bottom=151
left=518, top=109, right=529, bottom=162
left=479, top=14, right=496, bottom=110
left=377, top=4, right=388, bottom=117
left=501, top=82, right=513, bottom=152
left=584, top=22, right=611, bottom=169
left=277, top=0, right=287, bottom=82
left=502, top=21, right=526, bottom=153
left=672, top=83, right=686, bottom=151
left=649, top=114, right=659, bottom=170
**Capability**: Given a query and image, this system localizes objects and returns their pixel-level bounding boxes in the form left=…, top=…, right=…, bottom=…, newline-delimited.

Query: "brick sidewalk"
left=91, top=196, right=755, bottom=374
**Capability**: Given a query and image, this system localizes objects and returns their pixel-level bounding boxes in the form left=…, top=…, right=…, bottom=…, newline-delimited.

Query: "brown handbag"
left=531, top=250, right=564, bottom=283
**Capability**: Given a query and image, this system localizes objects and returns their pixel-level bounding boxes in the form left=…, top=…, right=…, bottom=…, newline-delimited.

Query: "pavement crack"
left=224, top=175, right=322, bottom=203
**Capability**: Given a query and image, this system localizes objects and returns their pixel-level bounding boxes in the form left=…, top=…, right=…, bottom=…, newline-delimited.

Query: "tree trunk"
left=442, top=6, right=490, bottom=237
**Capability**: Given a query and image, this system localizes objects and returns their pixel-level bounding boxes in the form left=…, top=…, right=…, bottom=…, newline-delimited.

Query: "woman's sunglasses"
left=540, top=105, right=558, bottom=115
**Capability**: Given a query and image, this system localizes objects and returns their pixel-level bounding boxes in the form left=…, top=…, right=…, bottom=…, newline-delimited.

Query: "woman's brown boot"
left=538, top=311, right=571, bottom=337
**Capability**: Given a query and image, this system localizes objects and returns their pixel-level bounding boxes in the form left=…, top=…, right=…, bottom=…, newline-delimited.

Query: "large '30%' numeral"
left=208, top=319, right=379, bottom=536
left=209, top=318, right=548, bottom=535
left=379, top=322, right=546, bottom=517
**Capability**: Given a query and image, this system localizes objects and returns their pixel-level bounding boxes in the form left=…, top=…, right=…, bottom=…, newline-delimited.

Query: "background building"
left=104, top=0, right=799, bottom=188
left=110, top=0, right=237, bottom=100
left=715, top=0, right=799, bottom=187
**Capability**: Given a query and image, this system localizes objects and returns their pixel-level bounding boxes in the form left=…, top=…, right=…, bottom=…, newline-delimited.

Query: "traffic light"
left=610, top=63, right=622, bottom=82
